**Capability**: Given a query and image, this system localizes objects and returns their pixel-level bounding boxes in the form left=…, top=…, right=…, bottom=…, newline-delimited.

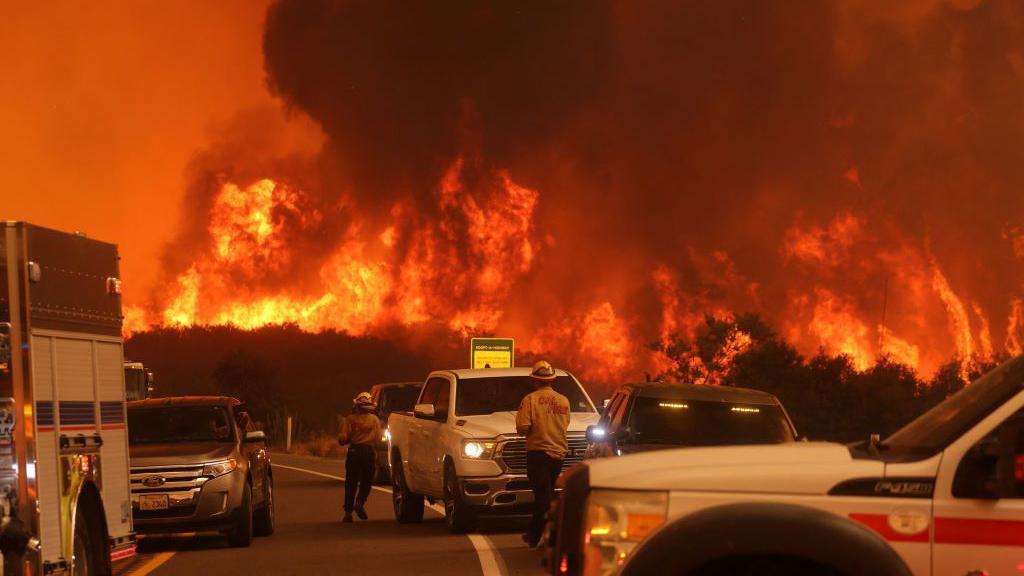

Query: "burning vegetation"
left=125, top=0, right=1024, bottom=391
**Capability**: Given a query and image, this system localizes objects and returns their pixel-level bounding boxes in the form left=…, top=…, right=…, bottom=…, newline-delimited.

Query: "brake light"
left=1015, top=455, right=1024, bottom=481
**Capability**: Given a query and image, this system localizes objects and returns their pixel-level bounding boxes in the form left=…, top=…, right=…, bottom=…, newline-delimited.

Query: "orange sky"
left=1, top=1, right=280, bottom=302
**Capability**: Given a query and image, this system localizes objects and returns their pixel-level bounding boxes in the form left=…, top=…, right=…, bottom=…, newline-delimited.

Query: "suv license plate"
left=139, top=494, right=169, bottom=511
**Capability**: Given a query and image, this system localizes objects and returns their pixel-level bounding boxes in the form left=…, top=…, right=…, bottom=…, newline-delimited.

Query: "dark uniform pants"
left=345, top=444, right=376, bottom=512
left=526, top=450, right=563, bottom=542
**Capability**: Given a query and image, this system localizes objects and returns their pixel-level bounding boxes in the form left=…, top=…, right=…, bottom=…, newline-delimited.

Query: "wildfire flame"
left=124, top=164, right=1021, bottom=385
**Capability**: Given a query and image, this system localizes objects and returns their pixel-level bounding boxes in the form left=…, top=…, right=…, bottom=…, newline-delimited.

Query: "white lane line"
left=275, top=462, right=507, bottom=576
left=273, top=463, right=392, bottom=495
left=466, top=534, right=508, bottom=576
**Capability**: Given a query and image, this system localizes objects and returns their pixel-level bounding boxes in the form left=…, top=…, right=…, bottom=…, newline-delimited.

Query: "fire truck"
left=546, top=354, right=1024, bottom=576
left=122, top=362, right=153, bottom=401
left=0, top=222, right=135, bottom=574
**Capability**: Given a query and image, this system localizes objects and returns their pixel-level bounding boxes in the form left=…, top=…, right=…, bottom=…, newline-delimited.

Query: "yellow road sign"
left=471, top=338, right=514, bottom=369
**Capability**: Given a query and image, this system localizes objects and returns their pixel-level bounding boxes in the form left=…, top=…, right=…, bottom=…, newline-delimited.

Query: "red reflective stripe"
left=935, top=517, right=1024, bottom=547
left=110, top=545, right=136, bottom=562
left=849, top=513, right=930, bottom=543
left=60, top=425, right=96, bottom=431
left=101, top=424, right=125, bottom=430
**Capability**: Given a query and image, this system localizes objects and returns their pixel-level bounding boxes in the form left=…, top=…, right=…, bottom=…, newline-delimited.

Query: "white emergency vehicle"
left=547, top=355, right=1024, bottom=576
left=388, top=368, right=598, bottom=533
left=0, top=222, right=134, bottom=574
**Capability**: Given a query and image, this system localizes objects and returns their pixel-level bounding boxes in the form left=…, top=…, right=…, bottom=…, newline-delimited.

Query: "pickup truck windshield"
left=128, top=405, right=234, bottom=444
left=629, top=398, right=794, bottom=445
left=456, top=375, right=594, bottom=416
left=881, top=355, right=1024, bottom=457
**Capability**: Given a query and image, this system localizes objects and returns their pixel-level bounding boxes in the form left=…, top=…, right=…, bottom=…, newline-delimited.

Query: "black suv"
left=369, top=381, right=422, bottom=483
left=585, top=383, right=797, bottom=457
left=127, top=397, right=274, bottom=546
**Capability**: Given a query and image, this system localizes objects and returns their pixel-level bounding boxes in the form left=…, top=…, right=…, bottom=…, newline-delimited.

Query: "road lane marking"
left=466, top=534, right=508, bottom=576
left=126, top=551, right=175, bottom=576
left=275, top=462, right=507, bottom=576
left=272, top=463, right=393, bottom=495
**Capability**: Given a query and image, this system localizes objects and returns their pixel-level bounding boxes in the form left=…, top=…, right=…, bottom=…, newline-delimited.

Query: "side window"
left=435, top=380, right=451, bottom=415
left=954, top=410, right=1024, bottom=499
left=600, top=394, right=622, bottom=427
left=421, top=378, right=450, bottom=413
left=419, top=379, right=440, bottom=406
left=610, top=393, right=633, bottom=435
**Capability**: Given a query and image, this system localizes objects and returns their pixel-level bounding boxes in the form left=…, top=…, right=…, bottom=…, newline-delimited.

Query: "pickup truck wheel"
left=443, top=462, right=477, bottom=534
left=392, top=458, right=424, bottom=523
left=228, top=482, right=254, bottom=547
left=253, top=475, right=275, bottom=537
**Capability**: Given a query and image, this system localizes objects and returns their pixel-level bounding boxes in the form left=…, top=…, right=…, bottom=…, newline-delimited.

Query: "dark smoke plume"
left=263, top=0, right=613, bottom=209
left=259, top=0, right=1024, bottom=359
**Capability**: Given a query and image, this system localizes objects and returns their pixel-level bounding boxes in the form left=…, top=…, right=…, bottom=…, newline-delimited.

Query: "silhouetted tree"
left=213, top=349, right=282, bottom=422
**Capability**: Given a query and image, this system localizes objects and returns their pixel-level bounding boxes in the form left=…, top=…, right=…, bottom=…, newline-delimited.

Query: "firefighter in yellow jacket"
left=516, top=361, right=570, bottom=547
left=338, top=392, right=382, bottom=523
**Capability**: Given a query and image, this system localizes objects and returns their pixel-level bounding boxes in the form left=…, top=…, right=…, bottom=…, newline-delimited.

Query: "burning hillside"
left=126, top=0, right=1024, bottom=385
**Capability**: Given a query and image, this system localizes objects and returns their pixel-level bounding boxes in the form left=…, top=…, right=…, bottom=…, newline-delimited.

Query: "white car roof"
left=436, top=367, right=573, bottom=379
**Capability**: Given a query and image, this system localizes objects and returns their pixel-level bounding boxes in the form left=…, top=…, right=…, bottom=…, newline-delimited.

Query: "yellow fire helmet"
left=530, top=360, right=557, bottom=381
left=353, top=392, right=376, bottom=409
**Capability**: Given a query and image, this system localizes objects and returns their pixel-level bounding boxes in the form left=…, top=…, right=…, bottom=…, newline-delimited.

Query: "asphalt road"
left=114, top=453, right=547, bottom=576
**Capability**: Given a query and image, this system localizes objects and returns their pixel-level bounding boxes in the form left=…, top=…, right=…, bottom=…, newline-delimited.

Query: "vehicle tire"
left=392, top=456, right=424, bottom=523
left=228, top=482, right=254, bottom=547
left=443, top=461, right=477, bottom=534
left=253, top=475, right=275, bottom=537
left=72, top=512, right=94, bottom=576
left=693, top=556, right=845, bottom=576
left=72, top=491, right=110, bottom=576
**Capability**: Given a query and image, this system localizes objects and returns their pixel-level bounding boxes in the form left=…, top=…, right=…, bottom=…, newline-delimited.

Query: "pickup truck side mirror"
left=244, top=430, right=268, bottom=444
left=414, top=403, right=436, bottom=419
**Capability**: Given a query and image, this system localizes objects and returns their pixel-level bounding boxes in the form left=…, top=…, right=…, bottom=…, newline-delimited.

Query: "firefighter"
left=515, top=360, right=570, bottom=547
left=338, top=391, right=382, bottom=523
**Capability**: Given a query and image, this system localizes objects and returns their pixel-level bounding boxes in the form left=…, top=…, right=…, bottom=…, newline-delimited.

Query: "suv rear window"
left=628, top=397, right=793, bottom=446
left=128, top=405, right=234, bottom=444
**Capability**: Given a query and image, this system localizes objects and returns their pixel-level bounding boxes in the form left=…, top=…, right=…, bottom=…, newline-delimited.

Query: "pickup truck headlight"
left=461, top=439, right=496, bottom=459
left=583, top=489, right=668, bottom=576
left=202, top=458, right=238, bottom=477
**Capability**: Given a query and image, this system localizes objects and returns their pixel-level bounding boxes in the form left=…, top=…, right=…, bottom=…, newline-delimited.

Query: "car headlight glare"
left=583, top=489, right=668, bottom=576
left=461, top=439, right=496, bottom=459
left=202, top=458, right=238, bottom=477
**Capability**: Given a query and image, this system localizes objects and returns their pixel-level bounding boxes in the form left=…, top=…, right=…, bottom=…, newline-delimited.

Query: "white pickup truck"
left=546, top=355, right=1024, bottom=576
left=387, top=367, right=598, bottom=533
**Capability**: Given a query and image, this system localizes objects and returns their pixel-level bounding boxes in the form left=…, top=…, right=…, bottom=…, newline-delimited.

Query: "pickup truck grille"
left=497, top=433, right=588, bottom=474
